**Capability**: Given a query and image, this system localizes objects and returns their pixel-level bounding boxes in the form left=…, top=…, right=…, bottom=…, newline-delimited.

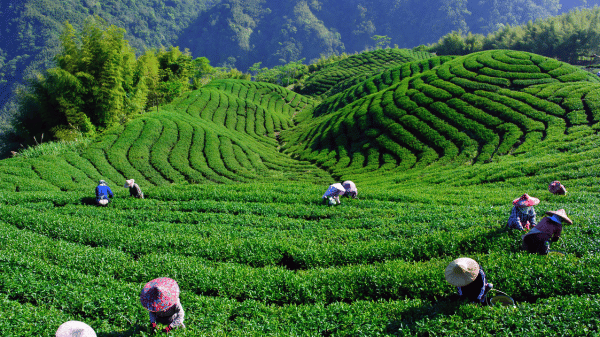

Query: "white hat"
left=445, top=258, right=480, bottom=287
left=124, top=179, right=135, bottom=188
left=56, top=321, right=97, bottom=337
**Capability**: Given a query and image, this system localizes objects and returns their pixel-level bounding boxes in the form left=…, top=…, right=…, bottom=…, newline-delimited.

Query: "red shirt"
left=531, top=217, right=563, bottom=241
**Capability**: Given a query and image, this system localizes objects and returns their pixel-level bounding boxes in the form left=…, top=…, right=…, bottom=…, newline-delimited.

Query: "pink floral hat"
left=140, top=277, right=180, bottom=312
left=512, top=193, right=540, bottom=207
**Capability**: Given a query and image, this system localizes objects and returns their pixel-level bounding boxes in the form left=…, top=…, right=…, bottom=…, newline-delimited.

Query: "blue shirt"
left=96, top=184, right=114, bottom=201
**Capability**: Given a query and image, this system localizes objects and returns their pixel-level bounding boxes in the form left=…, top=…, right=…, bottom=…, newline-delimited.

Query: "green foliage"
left=285, top=49, right=600, bottom=173
left=3, top=47, right=600, bottom=335
left=431, top=7, right=600, bottom=65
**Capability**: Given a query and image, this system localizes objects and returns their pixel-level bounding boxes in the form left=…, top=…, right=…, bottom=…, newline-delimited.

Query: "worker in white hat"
left=445, top=257, right=493, bottom=304
left=322, top=183, right=346, bottom=205
left=124, top=179, right=144, bottom=199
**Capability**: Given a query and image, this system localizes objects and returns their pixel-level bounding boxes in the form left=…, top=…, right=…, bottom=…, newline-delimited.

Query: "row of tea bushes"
left=284, top=50, right=600, bottom=177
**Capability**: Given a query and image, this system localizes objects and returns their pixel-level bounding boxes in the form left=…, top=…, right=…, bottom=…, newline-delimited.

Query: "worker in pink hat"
left=548, top=181, right=567, bottom=195
left=56, top=321, right=96, bottom=337
left=445, top=258, right=493, bottom=305
left=522, top=209, right=572, bottom=255
left=322, top=183, right=346, bottom=205
left=507, top=193, right=539, bottom=230
left=140, top=277, right=185, bottom=333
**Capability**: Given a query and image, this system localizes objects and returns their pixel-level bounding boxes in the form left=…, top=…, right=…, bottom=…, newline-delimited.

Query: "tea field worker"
left=56, top=321, right=96, bottom=337
left=95, top=180, right=113, bottom=206
left=522, top=209, right=572, bottom=255
left=124, top=179, right=144, bottom=198
left=507, top=193, right=539, bottom=230
left=322, top=183, right=346, bottom=205
left=141, top=277, right=186, bottom=333
left=548, top=180, right=567, bottom=195
left=342, top=180, right=358, bottom=199
left=445, top=257, right=493, bottom=305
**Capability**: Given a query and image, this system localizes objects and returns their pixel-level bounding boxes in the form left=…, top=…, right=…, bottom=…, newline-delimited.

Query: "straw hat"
left=140, top=277, right=180, bottom=312
left=56, top=321, right=96, bottom=337
left=124, top=179, right=135, bottom=188
left=512, top=193, right=540, bottom=207
left=445, top=258, right=480, bottom=287
left=545, top=209, right=573, bottom=225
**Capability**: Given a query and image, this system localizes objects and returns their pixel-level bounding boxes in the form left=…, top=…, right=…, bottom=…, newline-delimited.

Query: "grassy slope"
left=0, top=49, right=600, bottom=336
left=283, top=49, right=600, bottom=182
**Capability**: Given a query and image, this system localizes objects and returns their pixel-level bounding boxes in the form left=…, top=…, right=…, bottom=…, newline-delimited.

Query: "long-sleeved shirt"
left=149, top=300, right=185, bottom=328
left=457, top=268, right=488, bottom=304
left=95, top=184, right=113, bottom=201
left=524, top=216, right=563, bottom=242
left=507, top=206, right=537, bottom=230
left=322, top=183, right=345, bottom=198
left=129, top=183, right=143, bottom=198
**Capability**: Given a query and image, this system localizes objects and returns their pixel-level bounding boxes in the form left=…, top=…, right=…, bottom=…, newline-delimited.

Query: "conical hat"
left=513, top=193, right=540, bottom=207
left=545, top=209, right=573, bottom=225
left=140, top=277, right=180, bottom=312
left=124, top=179, right=135, bottom=188
left=56, top=321, right=96, bottom=337
left=445, top=258, right=480, bottom=287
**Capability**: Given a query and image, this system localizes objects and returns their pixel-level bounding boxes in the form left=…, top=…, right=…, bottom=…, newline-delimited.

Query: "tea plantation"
left=1, top=49, right=600, bottom=336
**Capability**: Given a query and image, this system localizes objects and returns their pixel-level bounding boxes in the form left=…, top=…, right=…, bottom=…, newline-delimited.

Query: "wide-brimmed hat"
left=342, top=181, right=356, bottom=190
left=545, top=209, right=573, bottom=225
left=445, top=258, right=480, bottom=287
left=56, top=321, right=97, bottom=337
left=124, top=179, right=135, bottom=188
left=513, top=194, right=540, bottom=207
left=98, top=180, right=106, bottom=185
left=140, top=277, right=180, bottom=312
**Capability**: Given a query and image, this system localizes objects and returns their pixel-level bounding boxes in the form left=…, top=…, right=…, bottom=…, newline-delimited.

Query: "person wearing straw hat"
left=522, top=209, right=572, bottom=255
left=342, top=180, right=358, bottom=199
left=445, top=258, right=493, bottom=304
left=548, top=181, right=567, bottom=195
left=322, top=183, right=346, bottom=205
left=56, top=321, right=96, bottom=337
left=507, top=193, right=539, bottom=230
left=140, top=277, right=186, bottom=333
left=95, top=180, right=113, bottom=206
left=124, top=179, right=144, bottom=199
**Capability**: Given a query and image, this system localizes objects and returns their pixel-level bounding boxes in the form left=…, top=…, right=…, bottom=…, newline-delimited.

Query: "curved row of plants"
left=283, top=50, right=600, bottom=179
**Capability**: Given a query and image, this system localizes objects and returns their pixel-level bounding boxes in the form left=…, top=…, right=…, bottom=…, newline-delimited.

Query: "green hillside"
left=1, top=49, right=600, bottom=335
left=298, top=48, right=437, bottom=98
left=0, top=79, right=329, bottom=191
left=284, top=50, right=600, bottom=180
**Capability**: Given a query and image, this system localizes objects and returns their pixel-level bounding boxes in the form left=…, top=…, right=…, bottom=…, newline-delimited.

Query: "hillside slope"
left=283, top=49, right=600, bottom=181
left=0, top=80, right=330, bottom=191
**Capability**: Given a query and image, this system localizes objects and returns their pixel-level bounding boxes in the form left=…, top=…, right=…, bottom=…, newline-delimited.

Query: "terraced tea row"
left=299, top=48, right=436, bottom=97
left=284, top=50, right=600, bottom=178
left=0, top=82, right=327, bottom=191
left=1, top=181, right=599, bottom=335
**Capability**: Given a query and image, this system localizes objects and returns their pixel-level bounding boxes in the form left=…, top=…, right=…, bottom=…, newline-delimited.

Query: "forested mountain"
left=0, top=0, right=590, bottom=116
